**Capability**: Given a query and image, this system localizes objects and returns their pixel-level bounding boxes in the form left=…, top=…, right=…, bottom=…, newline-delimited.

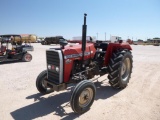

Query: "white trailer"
left=110, top=36, right=122, bottom=43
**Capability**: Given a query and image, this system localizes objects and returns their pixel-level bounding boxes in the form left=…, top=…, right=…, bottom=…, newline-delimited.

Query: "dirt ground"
left=0, top=43, right=160, bottom=120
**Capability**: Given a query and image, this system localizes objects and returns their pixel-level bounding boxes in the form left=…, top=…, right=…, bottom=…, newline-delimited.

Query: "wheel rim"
left=42, top=77, right=50, bottom=91
left=121, top=58, right=131, bottom=81
left=25, top=54, right=31, bottom=61
left=79, top=88, right=93, bottom=108
left=42, top=78, right=46, bottom=88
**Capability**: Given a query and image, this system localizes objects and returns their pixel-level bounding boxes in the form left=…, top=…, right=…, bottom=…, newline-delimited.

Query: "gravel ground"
left=0, top=43, right=160, bottom=120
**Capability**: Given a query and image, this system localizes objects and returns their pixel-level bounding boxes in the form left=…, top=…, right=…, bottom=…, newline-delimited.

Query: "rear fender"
left=104, top=43, right=132, bottom=65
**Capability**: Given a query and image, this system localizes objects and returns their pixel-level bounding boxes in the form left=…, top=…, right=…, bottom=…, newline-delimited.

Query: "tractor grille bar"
left=46, top=50, right=63, bottom=84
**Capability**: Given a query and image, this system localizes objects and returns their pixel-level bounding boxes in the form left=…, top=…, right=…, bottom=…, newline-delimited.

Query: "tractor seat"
left=95, top=42, right=108, bottom=51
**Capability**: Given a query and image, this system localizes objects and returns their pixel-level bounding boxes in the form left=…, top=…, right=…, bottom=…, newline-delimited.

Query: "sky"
left=0, top=0, right=160, bottom=40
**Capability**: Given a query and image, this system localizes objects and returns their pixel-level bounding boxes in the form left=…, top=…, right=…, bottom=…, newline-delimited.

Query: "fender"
left=104, top=43, right=132, bottom=65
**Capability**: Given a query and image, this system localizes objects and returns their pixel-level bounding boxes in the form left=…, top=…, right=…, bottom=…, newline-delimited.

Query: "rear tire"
left=36, top=70, right=54, bottom=94
left=22, top=53, right=32, bottom=62
left=70, top=80, right=96, bottom=114
left=108, top=49, right=133, bottom=89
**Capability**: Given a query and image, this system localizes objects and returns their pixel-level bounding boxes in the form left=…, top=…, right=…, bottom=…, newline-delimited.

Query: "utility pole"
left=105, top=32, right=106, bottom=41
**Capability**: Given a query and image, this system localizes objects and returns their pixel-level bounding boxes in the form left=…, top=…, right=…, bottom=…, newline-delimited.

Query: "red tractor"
left=36, top=14, right=133, bottom=114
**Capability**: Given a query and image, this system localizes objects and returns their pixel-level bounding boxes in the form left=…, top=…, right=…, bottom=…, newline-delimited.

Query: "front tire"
left=70, top=80, right=96, bottom=114
left=22, top=53, right=32, bottom=62
left=36, top=70, right=54, bottom=94
left=108, top=49, right=133, bottom=89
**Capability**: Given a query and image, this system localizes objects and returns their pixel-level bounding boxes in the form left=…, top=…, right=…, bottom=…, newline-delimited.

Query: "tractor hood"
left=62, top=43, right=96, bottom=59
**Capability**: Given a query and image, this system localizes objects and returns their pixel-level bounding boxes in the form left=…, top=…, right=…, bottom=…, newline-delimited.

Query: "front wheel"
left=108, top=49, right=133, bottom=89
left=22, top=53, right=32, bottom=62
left=70, top=80, right=96, bottom=114
left=36, top=70, right=54, bottom=94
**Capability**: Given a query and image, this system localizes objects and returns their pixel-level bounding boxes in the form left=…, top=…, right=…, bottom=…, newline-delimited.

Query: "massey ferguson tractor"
left=36, top=14, right=133, bottom=114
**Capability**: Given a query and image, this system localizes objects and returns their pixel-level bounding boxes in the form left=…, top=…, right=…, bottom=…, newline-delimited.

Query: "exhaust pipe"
left=81, top=13, right=87, bottom=68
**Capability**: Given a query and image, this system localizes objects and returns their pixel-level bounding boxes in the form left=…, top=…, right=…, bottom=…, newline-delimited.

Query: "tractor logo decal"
left=65, top=59, right=72, bottom=64
left=64, top=52, right=91, bottom=59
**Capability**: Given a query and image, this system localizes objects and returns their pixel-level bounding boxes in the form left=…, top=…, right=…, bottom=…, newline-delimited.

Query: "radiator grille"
left=46, top=50, right=60, bottom=84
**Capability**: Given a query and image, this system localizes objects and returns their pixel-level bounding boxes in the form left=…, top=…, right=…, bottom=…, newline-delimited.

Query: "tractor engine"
left=84, top=61, right=99, bottom=79
left=71, top=58, right=99, bottom=80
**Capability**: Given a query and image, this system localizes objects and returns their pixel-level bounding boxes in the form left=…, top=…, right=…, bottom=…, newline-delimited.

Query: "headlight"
left=48, top=64, right=51, bottom=69
left=55, top=67, right=59, bottom=72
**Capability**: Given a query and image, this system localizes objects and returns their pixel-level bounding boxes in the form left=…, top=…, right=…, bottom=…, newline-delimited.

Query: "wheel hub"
left=42, top=77, right=51, bottom=91
left=25, top=54, right=31, bottom=61
left=121, top=58, right=131, bottom=81
left=121, top=63, right=126, bottom=75
left=79, top=88, right=93, bottom=107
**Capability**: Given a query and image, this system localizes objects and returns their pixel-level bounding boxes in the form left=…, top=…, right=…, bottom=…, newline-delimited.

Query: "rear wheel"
left=70, top=80, right=96, bottom=114
left=108, top=49, right=133, bottom=89
left=22, top=53, right=32, bottom=62
left=36, top=70, right=54, bottom=94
